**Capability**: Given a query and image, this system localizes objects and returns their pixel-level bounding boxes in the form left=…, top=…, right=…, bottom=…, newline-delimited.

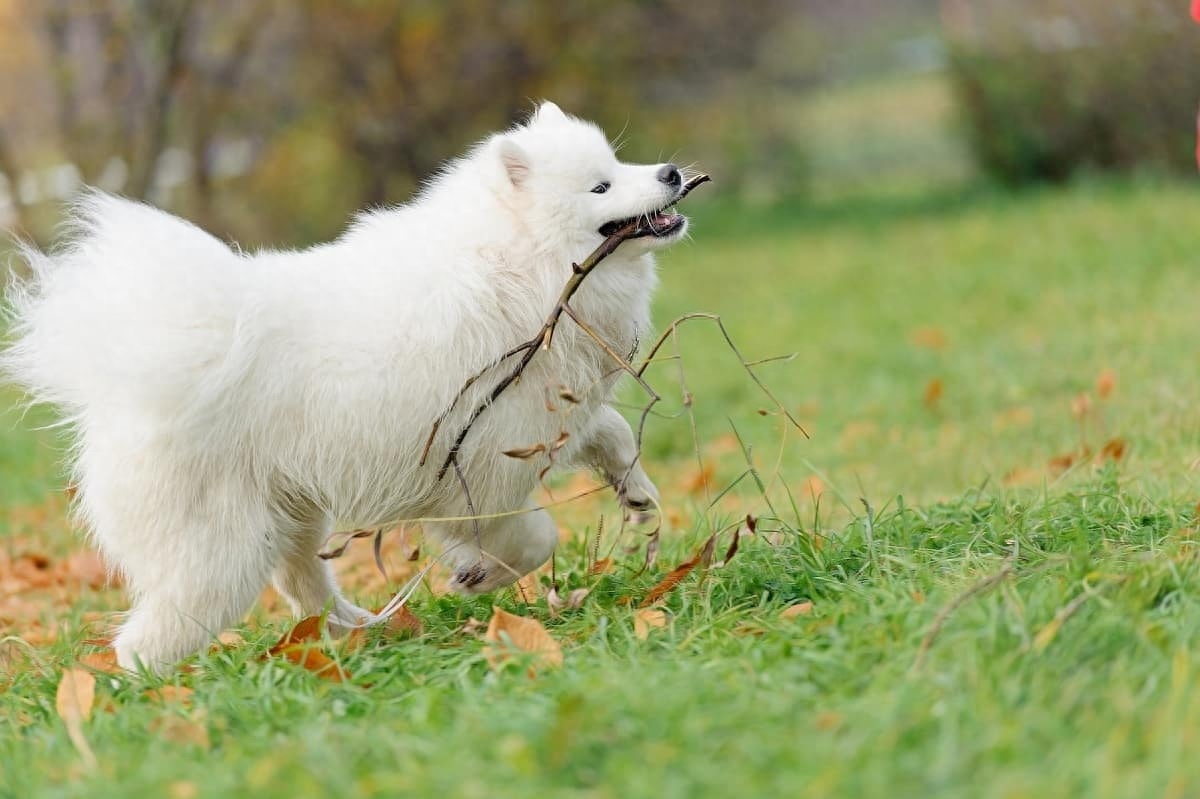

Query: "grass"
left=5, top=87, right=1200, bottom=795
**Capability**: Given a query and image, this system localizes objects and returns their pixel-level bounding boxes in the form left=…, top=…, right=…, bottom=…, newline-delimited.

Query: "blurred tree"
left=0, top=0, right=798, bottom=245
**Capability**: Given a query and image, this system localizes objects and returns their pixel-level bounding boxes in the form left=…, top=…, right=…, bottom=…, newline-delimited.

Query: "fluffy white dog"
left=3, top=102, right=691, bottom=673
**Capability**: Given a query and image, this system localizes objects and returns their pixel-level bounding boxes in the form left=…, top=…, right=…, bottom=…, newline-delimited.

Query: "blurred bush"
left=0, top=0, right=805, bottom=246
left=946, top=0, right=1200, bottom=184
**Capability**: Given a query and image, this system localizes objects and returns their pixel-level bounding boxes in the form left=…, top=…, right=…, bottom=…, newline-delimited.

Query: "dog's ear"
left=534, top=101, right=568, bottom=125
left=497, top=138, right=531, bottom=187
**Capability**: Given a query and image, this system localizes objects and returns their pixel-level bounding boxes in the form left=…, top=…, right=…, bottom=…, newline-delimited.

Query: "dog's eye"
left=590, top=182, right=610, bottom=194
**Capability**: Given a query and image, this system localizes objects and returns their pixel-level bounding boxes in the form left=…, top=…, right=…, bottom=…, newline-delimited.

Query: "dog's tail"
left=3, top=190, right=247, bottom=423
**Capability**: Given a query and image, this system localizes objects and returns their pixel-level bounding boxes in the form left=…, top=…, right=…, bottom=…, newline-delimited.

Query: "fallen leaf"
left=145, top=685, right=194, bottom=705
left=55, top=669, right=96, bottom=722
left=79, top=650, right=120, bottom=674
left=169, top=781, right=200, bottom=799
left=1047, top=452, right=1076, bottom=473
left=1071, top=393, right=1092, bottom=420
left=217, top=631, right=244, bottom=647
left=910, top=326, right=948, bottom=350
left=386, top=606, right=423, bottom=638
left=683, top=463, right=715, bottom=495
left=150, top=714, right=210, bottom=749
left=922, top=378, right=944, bottom=409
left=638, top=533, right=717, bottom=608
left=565, top=588, right=590, bottom=610
left=274, top=645, right=348, bottom=682
left=268, top=615, right=324, bottom=655
left=633, top=608, right=668, bottom=640
left=589, top=558, right=614, bottom=575
left=803, top=476, right=825, bottom=499
left=1096, top=368, right=1116, bottom=399
left=1099, top=437, right=1128, bottom=462
left=780, top=602, right=813, bottom=619
left=484, top=607, right=563, bottom=672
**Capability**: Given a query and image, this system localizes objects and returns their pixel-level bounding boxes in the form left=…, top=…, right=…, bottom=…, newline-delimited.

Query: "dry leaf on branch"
left=639, top=533, right=717, bottom=608
left=633, top=608, right=668, bottom=640
left=483, top=607, right=563, bottom=672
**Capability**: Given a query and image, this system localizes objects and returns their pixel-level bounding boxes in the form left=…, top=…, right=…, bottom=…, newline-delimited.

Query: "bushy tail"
left=3, top=191, right=247, bottom=422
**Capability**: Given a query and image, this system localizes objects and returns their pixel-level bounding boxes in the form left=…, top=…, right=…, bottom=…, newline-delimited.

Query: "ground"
left=3, top=76, right=1200, bottom=797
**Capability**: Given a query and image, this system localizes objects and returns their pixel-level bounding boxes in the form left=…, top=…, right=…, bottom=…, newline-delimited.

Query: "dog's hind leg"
left=270, top=502, right=376, bottom=635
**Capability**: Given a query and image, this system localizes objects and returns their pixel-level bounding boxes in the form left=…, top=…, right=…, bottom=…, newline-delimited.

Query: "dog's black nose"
left=657, top=163, right=682, bottom=188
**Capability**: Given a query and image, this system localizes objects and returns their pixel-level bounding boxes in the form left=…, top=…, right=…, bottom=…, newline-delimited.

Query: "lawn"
left=3, top=167, right=1200, bottom=795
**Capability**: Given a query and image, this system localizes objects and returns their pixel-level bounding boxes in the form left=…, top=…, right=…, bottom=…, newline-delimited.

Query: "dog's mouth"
left=596, top=174, right=710, bottom=240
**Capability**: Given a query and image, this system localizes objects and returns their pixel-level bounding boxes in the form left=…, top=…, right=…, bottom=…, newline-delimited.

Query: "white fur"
left=3, top=102, right=684, bottom=673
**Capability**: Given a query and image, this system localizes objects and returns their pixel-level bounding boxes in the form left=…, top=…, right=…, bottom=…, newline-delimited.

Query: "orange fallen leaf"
left=145, top=685, right=194, bottom=705
left=1096, top=368, right=1116, bottom=399
left=483, top=607, right=563, bottom=672
left=638, top=534, right=717, bottom=608
left=1047, top=452, right=1076, bottom=474
left=922, top=378, right=944, bottom=409
left=275, top=645, right=348, bottom=682
left=386, top=605, right=424, bottom=638
left=683, top=463, right=715, bottom=495
left=589, top=558, right=614, bottom=575
left=910, top=326, right=948, bottom=350
left=269, top=615, right=324, bottom=654
left=79, top=650, right=120, bottom=674
left=1071, top=393, right=1092, bottom=420
left=217, top=631, right=244, bottom=648
left=55, top=668, right=96, bottom=722
left=633, top=608, right=668, bottom=640
left=1099, top=437, right=1128, bottom=462
left=780, top=602, right=813, bottom=619
left=150, top=714, right=210, bottom=748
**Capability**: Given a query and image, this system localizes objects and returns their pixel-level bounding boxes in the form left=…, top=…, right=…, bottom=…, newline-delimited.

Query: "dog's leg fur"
left=572, top=405, right=660, bottom=512
left=270, top=502, right=376, bottom=634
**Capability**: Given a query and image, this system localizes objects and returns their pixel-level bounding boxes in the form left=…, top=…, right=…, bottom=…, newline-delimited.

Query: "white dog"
left=3, top=101, right=691, bottom=673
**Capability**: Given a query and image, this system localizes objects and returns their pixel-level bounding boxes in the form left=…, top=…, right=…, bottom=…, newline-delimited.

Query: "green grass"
left=5, top=170, right=1200, bottom=795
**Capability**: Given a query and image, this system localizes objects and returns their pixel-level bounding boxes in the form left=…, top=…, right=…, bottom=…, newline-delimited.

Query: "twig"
left=910, top=554, right=1016, bottom=675
left=424, top=174, right=711, bottom=480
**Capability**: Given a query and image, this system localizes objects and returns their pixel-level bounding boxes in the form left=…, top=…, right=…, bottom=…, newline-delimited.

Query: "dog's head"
left=491, top=102, right=689, bottom=253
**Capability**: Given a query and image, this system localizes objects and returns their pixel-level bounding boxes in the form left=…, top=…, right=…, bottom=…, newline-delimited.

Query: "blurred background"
left=1, top=0, right=1194, bottom=246
left=1, top=0, right=1199, bottom=508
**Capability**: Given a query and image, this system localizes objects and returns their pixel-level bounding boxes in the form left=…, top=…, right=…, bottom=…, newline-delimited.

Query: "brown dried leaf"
left=565, top=588, right=590, bottom=610
left=483, top=607, right=563, bottom=672
left=502, top=444, right=546, bottom=460
left=638, top=533, right=716, bottom=608
left=780, top=602, right=814, bottom=619
left=386, top=606, right=424, bottom=638
left=1096, top=368, right=1116, bottom=399
left=589, top=558, right=614, bottom=576
left=55, top=668, right=96, bottom=723
left=1047, top=453, right=1076, bottom=474
left=275, top=645, right=348, bottom=682
left=149, top=714, right=210, bottom=749
left=923, top=378, right=944, bottom=410
left=1071, top=392, right=1092, bottom=420
left=79, top=649, right=120, bottom=674
left=683, top=463, right=715, bottom=496
left=633, top=608, right=668, bottom=640
left=217, top=631, right=244, bottom=648
left=910, top=326, right=948, bottom=350
left=269, top=615, right=323, bottom=655
left=1099, top=437, right=1128, bottom=462
left=144, top=685, right=194, bottom=705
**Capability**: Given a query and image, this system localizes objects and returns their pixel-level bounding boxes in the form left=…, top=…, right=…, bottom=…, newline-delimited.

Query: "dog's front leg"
left=573, top=405, right=660, bottom=514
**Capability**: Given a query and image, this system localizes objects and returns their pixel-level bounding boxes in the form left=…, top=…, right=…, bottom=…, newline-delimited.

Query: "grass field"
left=4, top=89, right=1200, bottom=796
